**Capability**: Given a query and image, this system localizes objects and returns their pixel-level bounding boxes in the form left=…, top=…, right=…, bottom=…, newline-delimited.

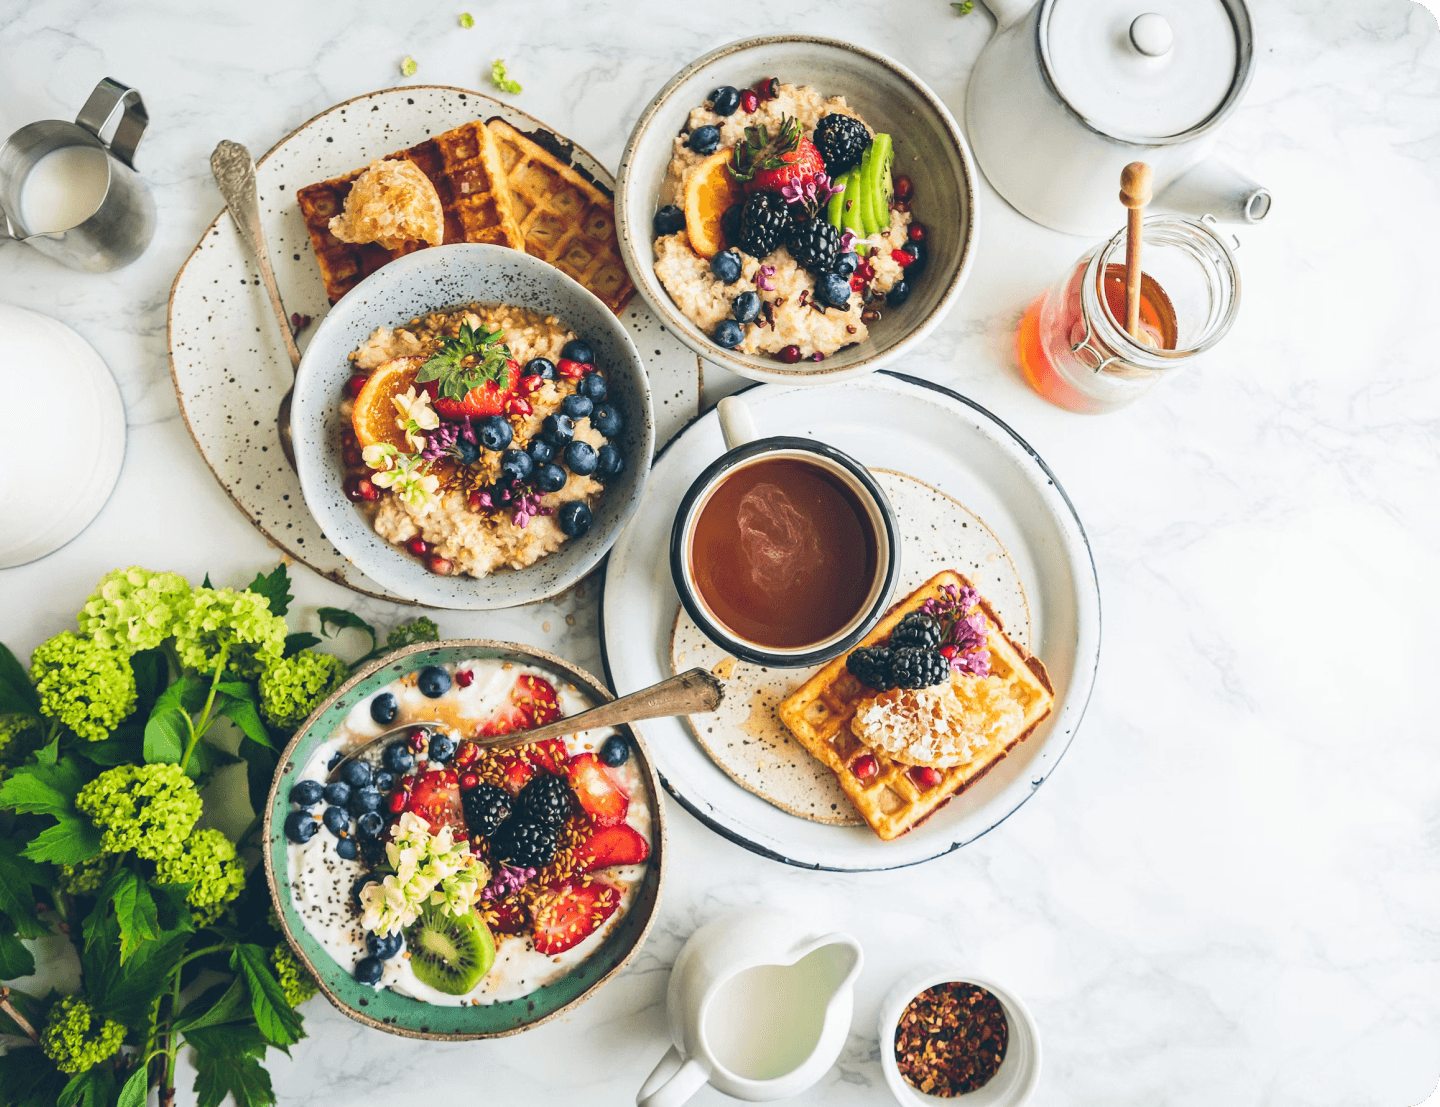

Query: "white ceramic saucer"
left=600, top=372, right=1101, bottom=871
left=0, top=303, right=124, bottom=568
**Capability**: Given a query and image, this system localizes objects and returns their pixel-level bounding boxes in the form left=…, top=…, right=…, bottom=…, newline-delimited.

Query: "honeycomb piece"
left=328, top=159, right=445, bottom=252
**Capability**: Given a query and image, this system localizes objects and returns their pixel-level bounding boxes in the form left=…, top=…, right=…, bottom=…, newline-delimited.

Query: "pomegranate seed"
left=429, top=555, right=454, bottom=575
left=408, top=731, right=427, bottom=752
left=861, top=308, right=882, bottom=325
left=459, top=771, right=479, bottom=791
left=810, top=351, right=825, bottom=362
left=852, top=753, right=879, bottom=781
left=454, top=741, right=478, bottom=766
left=342, top=443, right=363, bottom=467
left=891, top=249, right=915, bottom=268
left=755, top=77, right=779, bottom=101
left=520, top=374, right=546, bottom=394
left=856, top=260, right=875, bottom=280
left=442, top=768, right=458, bottom=785
left=893, top=199, right=911, bottom=213
left=455, top=668, right=475, bottom=688
left=345, top=373, right=369, bottom=398
left=406, top=535, right=429, bottom=556
left=506, top=395, right=533, bottom=416
left=344, top=476, right=378, bottom=502
left=939, top=644, right=958, bottom=659
left=556, top=358, right=588, bottom=380
left=908, top=222, right=926, bottom=242
left=777, top=345, right=802, bottom=364
left=850, top=275, right=867, bottom=292
left=740, top=89, right=759, bottom=113
left=468, top=493, right=484, bottom=511
left=894, top=175, right=913, bottom=201
left=341, top=429, right=357, bottom=446
left=911, top=766, right=943, bottom=790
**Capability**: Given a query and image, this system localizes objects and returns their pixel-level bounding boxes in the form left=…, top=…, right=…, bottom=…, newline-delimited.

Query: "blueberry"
left=327, top=751, right=344, bottom=771
left=339, top=759, right=371, bottom=789
left=599, top=735, right=630, bottom=767
left=901, top=240, right=927, bottom=274
left=590, top=404, right=623, bottom=437
left=477, top=415, right=513, bottom=452
left=710, top=250, right=742, bottom=284
left=561, top=339, right=594, bottom=365
left=290, top=780, right=323, bottom=807
left=323, top=805, right=350, bottom=835
left=428, top=734, right=457, bottom=763
left=323, top=781, right=351, bottom=807
left=348, top=787, right=383, bottom=815
left=354, top=955, right=384, bottom=985
left=732, top=290, right=761, bottom=323
left=368, top=930, right=403, bottom=960
left=501, top=449, right=533, bottom=483
left=382, top=741, right=414, bottom=774
left=708, top=85, right=740, bottom=116
left=557, top=501, right=593, bottom=537
left=688, top=125, right=722, bottom=156
left=653, top=205, right=686, bottom=236
left=351, top=874, right=376, bottom=907
left=713, top=319, right=743, bottom=348
left=578, top=372, right=608, bottom=402
left=356, top=811, right=385, bottom=839
left=817, top=272, right=852, bottom=308
left=535, top=463, right=567, bottom=494
left=835, top=251, right=859, bottom=277
left=284, top=810, right=319, bottom=843
left=561, top=394, right=594, bottom=419
left=453, top=437, right=481, bottom=464
left=541, top=413, right=575, bottom=444
left=564, top=440, right=598, bottom=476
left=527, top=436, right=556, bottom=464
left=418, top=666, right=451, bottom=698
left=370, top=692, right=398, bottom=724
left=335, top=836, right=359, bottom=860
left=525, top=356, right=557, bottom=380
left=596, top=444, right=625, bottom=482
left=887, top=278, right=913, bottom=306
left=372, top=770, right=394, bottom=792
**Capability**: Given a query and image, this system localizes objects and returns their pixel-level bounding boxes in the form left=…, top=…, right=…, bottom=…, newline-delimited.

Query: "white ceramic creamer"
left=636, top=908, right=864, bottom=1105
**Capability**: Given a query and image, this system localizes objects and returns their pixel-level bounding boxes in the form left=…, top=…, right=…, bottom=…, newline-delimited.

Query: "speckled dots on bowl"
left=288, top=243, right=655, bottom=609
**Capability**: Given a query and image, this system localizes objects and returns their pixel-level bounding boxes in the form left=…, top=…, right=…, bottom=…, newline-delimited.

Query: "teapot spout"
left=1156, top=156, right=1272, bottom=224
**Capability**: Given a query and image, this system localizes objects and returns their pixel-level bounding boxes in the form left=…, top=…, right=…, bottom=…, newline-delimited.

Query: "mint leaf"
left=245, top=564, right=293, bottom=618
left=231, top=943, right=303, bottom=1048
left=0, top=1047, right=68, bottom=1107
left=0, top=838, right=47, bottom=938
left=0, top=928, right=36, bottom=978
left=416, top=322, right=511, bottom=401
left=0, top=756, right=83, bottom=815
left=117, top=1066, right=149, bottom=1107
left=57, top=1067, right=116, bottom=1107
left=188, top=1023, right=277, bottom=1107
left=0, top=642, right=40, bottom=714
left=283, top=632, right=320, bottom=658
left=144, top=706, right=191, bottom=765
left=316, top=608, right=377, bottom=652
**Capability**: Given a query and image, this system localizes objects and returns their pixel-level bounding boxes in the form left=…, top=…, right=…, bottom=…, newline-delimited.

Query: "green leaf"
left=78, top=726, right=145, bottom=766
left=202, top=573, right=214, bottom=589
left=81, top=910, right=188, bottom=1030
left=231, top=943, right=303, bottom=1048
left=174, top=976, right=250, bottom=1033
left=385, top=616, right=440, bottom=651
left=34, top=733, right=59, bottom=766
left=150, top=882, right=196, bottom=936
left=153, top=675, right=209, bottom=717
left=316, top=608, right=376, bottom=652
left=187, top=1024, right=277, bottom=1107
left=0, top=757, right=83, bottom=815
left=0, top=642, right=40, bottom=714
left=0, top=1047, right=68, bottom=1107
left=238, top=738, right=279, bottom=819
left=110, top=871, right=161, bottom=962
left=0, top=927, right=36, bottom=977
left=20, top=814, right=103, bottom=864
left=282, top=632, right=320, bottom=658
left=130, top=648, right=169, bottom=711
left=116, top=1065, right=149, bottom=1107
left=0, top=838, right=47, bottom=939
left=57, top=1067, right=116, bottom=1107
left=213, top=692, right=271, bottom=749
left=143, top=706, right=191, bottom=765
left=245, top=564, right=293, bottom=618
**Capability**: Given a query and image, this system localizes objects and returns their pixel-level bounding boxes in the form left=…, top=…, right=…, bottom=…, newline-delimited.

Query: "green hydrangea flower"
left=75, top=763, right=201, bottom=861
left=272, top=942, right=318, bottom=1007
left=29, top=632, right=137, bottom=742
left=0, top=714, right=44, bottom=764
left=258, top=650, right=347, bottom=729
left=173, top=587, right=286, bottom=679
left=153, top=827, right=245, bottom=925
left=76, top=566, right=192, bottom=654
left=57, top=855, right=109, bottom=897
left=39, top=996, right=125, bottom=1074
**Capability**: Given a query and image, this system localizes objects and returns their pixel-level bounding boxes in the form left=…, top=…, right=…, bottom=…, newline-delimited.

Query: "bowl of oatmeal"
left=616, top=36, right=977, bottom=384
left=290, top=243, right=654, bottom=608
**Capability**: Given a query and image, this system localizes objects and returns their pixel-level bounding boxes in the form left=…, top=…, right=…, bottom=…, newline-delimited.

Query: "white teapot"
left=966, top=0, right=1271, bottom=237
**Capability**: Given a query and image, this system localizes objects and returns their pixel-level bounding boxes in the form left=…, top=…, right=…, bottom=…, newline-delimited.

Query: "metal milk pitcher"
left=0, top=78, right=156, bottom=272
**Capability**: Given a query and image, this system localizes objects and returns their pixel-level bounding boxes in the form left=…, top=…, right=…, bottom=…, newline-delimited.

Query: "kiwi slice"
left=826, top=169, right=850, bottom=230
left=868, top=134, right=895, bottom=233
left=403, top=902, right=496, bottom=995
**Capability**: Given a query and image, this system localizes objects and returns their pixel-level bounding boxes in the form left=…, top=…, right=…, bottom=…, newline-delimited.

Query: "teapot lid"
left=1041, top=0, right=1253, bottom=143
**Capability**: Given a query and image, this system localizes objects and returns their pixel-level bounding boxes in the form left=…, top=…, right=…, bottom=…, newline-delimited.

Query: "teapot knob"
left=1129, top=13, right=1174, bottom=57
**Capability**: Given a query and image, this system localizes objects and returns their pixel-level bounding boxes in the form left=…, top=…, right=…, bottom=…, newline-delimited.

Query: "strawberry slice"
left=566, top=753, right=629, bottom=828
left=527, top=737, right=569, bottom=777
left=488, top=900, right=529, bottom=935
left=476, top=673, right=563, bottom=737
left=495, top=756, right=534, bottom=796
left=530, top=878, right=621, bottom=955
left=406, top=768, right=465, bottom=835
left=576, top=824, right=650, bottom=872
left=732, top=116, right=826, bottom=196
left=423, top=359, right=520, bottom=419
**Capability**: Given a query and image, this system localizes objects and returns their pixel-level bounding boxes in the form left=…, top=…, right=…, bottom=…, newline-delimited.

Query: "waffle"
left=486, top=120, right=635, bottom=313
left=296, top=120, right=523, bottom=303
left=777, top=571, right=1054, bottom=841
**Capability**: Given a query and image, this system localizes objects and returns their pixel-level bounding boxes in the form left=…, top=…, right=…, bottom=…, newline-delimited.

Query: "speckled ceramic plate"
left=168, top=85, right=700, bottom=602
left=601, top=373, right=1101, bottom=871
left=263, top=639, right=665, bottom=1039
left=668, top=468, right=1031, bottom=826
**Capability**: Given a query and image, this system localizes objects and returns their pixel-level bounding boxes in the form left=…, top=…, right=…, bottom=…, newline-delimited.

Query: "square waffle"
left=486, top=120, right=635, bottom=314
left=296, top=120, right=524, bottom=304
left=777, top=571, right=1055, bottom=841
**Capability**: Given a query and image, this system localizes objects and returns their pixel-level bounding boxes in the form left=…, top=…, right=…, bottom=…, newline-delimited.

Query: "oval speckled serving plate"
left=262, top=639, right=665, bottom=1039
left=168, top=85, right=700, bottom=603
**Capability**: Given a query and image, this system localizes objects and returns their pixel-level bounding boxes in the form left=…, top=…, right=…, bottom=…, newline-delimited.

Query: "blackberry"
left=491, top=819, right=559, bottom=868
left=737, top=193, right=793, bottom=259
left=786, top=219, right=842, bottom=274
left=846, top=647, right=895, bottom=691
left=461, top=783, right=512, bottom=838
left=813, top=113, right=871, bottom=177
left=891, top=612, right=943, bottom=651
left=516, top=774, right=572, bottom=827
left=890, top=647, right=951, bottom=690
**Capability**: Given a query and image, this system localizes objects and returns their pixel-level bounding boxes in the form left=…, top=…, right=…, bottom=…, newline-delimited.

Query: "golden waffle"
left=777, top=571, right=1055, bottom=841
left=486, top=120, right=635, bottom=314
left=296, top=121, right=523, bottom=303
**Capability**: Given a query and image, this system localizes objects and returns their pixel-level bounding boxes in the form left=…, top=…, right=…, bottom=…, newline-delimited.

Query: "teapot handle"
left=75, top=78, right=148, bottom=169
left=637, top=1046, right=709, bottom=1107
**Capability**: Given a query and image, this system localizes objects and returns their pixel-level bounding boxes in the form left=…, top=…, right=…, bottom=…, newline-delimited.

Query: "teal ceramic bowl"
left=262, top=639, right=666, bottom=1039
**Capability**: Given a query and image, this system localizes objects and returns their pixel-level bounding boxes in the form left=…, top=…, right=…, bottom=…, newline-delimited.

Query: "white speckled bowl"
left=616, top=35, right=978, bottom=385
left=290, top=243, right=655, bottom=609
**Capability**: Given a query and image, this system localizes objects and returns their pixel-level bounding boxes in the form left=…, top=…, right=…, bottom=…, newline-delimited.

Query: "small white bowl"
left=878, top=966, right=1042, bottom=1107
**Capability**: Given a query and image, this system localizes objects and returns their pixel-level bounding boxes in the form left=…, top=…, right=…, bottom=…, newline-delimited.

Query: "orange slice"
left=352, top=356, right=424, bottom=449
left=683, top=148, right=743, bottom=259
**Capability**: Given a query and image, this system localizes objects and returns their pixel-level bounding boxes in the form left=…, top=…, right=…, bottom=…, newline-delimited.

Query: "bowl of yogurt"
left=263, top=639, right=665, bottom=1039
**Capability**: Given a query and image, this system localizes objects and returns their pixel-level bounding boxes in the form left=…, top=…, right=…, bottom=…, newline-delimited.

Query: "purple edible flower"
left=921, top=584, right=992, bottom=677
left=778, top=172, right=844, bottom=217
left=756, top=264, right=777, bottom=292
left=481, top=864, right=537, bottom=902
left=420, top=423, right=460, bottom=461
left=511, top=486, right=554, bottom=529
left=839, top=229, right=858, bottom=254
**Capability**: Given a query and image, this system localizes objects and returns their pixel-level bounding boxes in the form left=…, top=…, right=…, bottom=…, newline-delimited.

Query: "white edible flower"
left=363, top=443, right=398, bottom=471
left=360, top=812, right=487, bottom=937
left=392, top=387, right=439, bottom=450
left=370, top=456, right=439, bottom=512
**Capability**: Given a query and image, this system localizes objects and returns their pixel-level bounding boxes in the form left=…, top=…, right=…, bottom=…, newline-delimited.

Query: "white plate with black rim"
left=599, top=372, right=1101, bottom=871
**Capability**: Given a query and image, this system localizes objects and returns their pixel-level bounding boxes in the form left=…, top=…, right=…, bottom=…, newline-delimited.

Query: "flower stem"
left=181, top=645, right=229, bottom=770
left=0, top=986, right=39, bottom=1043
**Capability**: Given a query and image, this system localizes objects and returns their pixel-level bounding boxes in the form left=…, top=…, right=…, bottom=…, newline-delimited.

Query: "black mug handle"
left=75, top=78, right=148, bottom=169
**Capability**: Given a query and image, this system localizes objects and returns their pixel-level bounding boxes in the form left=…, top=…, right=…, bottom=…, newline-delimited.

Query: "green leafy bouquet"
left=0, top=564, right=438, bottom=1107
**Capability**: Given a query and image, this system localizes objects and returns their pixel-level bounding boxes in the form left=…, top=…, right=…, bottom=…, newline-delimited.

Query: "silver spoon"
left=210, top=139, right=301, bottom=469
left=325, top=668, right=725, bottom=782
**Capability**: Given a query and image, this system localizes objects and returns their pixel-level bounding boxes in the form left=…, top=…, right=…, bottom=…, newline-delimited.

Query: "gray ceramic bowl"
left=616, top=35, right=978, bottom=385
left=291, top=244, right=655, bottom=609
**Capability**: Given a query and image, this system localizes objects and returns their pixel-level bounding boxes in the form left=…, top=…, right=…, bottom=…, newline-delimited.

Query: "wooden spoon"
left=1119, top=161, right=1154, bottom=343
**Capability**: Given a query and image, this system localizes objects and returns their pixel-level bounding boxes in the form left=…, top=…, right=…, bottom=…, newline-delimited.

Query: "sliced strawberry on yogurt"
left=575, top=824, right=650, bottom=872
left=406, top=768, right=465, bottom=835
left=495, top=756, right=534, bottom=796
left=488, top=900, right=529, bottom=935
left=476, top=672, right=564, bottom=737
left=530, top=877, right=621, bottom=955
left=566, top=753, right=629, bottom=828
left=527, top=737, right=570, bottom=777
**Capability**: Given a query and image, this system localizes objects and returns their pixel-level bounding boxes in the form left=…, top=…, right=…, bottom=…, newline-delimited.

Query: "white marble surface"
left=3, top=1, right=1439, bottom=1104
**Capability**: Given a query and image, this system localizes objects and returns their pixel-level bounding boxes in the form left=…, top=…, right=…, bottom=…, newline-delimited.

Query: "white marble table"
left=3, top=1, right=1439, bottom=1104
